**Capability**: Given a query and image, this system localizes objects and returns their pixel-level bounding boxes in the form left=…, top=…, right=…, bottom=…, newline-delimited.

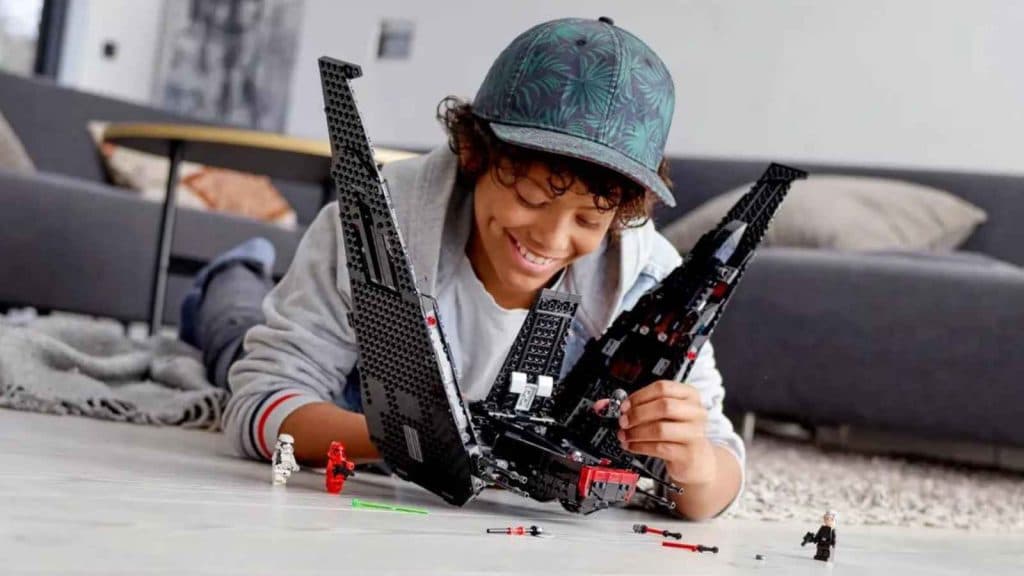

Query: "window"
left=0, top=0, right=44, bottom=75
left=0, top=0, right=65, bottom=77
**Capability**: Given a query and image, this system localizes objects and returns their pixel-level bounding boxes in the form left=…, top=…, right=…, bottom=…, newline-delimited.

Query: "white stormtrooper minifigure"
left=272, top=433, right=300, bottom=485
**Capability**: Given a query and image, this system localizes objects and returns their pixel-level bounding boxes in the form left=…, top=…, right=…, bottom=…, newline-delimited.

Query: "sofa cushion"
left=0, top=168, right=301, bottom=323
left=662, top=175, right=988, bottom=253
left=183, top=167, right=295, bottom=224
left=88, top=122, right=297, bottom=228
left=711, top=246, right=1024, bottom=446
left=0, top=110, right=34, bottom=173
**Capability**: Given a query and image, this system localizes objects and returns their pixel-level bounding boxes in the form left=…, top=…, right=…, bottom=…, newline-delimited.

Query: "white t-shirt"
left=436, top=250, right=564, bottom=403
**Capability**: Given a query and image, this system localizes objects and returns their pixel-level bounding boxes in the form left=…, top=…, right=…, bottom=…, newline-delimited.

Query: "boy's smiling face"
left=467, top=160, right=617, bottom=309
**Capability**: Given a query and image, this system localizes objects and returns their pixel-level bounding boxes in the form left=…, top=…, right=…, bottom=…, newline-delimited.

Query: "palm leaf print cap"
left=474, top=17, right=677, bottom=207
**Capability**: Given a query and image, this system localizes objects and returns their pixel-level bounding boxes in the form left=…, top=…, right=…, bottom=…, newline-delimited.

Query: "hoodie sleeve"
left=222, top=202, right=362, bottom=461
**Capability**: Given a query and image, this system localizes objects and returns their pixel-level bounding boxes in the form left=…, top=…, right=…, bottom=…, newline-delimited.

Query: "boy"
left=186, top=17, right=743, bottom=520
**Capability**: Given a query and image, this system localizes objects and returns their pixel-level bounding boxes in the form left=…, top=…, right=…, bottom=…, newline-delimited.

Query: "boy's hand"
left=606, top=380, right=717, bottom=487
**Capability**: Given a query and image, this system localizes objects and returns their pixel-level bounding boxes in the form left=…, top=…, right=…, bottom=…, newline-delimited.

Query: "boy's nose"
left=527, top=231, right=570, bottom=257
left=528, top=217, right=574, bottom=256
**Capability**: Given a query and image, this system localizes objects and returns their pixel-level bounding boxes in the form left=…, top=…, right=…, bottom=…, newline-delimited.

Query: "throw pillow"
left=662, top=175, right=988, bottom=253
left=87, top=122, right=297, bottom=228
left=183, top=168, right=294, bottom=224
left=0, top=109, right=34, bottom=173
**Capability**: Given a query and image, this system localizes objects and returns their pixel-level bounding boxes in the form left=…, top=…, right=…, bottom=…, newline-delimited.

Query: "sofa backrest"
left=657, top=157, right=1024, bottom=268
left=0, top=71, right=325, bottom=225
left=0, top=71, right=192, bottom=183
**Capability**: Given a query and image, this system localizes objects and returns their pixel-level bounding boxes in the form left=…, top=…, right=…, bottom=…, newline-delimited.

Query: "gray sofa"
left=2, top=71, right=1021, bottom=448
left=654, top=160, right=1024, bottom=448
left=0, top=71, right=323, bottom=325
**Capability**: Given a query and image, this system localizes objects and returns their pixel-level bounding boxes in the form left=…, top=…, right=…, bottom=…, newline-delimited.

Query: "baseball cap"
left=473, top=17, right=677, bottom=207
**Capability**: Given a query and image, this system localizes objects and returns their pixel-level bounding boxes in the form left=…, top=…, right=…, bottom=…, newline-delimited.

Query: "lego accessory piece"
left=271, top=433, right=299, bottom=485
left=632, top=523, right=682, bottom=540
left=487, top=525, right=544, bottom=536
left=325, top=441, right=356, bottom=494
left=662, top=541, right=719, bottom=554
left=319, top=56, right=483, bottom=506
left=350, top=498, right=429, bottom=515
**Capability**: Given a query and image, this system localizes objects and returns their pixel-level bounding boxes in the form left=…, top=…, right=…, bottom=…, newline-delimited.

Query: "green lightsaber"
left=351, top=498, right=429, bottom=515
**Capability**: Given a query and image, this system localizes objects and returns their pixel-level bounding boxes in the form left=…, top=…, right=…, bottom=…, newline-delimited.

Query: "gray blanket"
left=0, top=313, right=227, bottom=429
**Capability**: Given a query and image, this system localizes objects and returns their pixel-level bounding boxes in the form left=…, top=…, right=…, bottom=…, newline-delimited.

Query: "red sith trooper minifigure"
left=325, top=441, right=356, bottom=494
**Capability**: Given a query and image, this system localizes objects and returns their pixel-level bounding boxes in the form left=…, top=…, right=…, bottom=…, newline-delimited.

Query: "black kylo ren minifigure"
left=801, top=510, right=837, bottom=562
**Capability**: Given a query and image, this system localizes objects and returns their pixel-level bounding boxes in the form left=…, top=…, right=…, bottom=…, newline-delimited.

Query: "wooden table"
left=2, top=409, right=1021, bottom=575
left=101, top=122, right=417, bottom=334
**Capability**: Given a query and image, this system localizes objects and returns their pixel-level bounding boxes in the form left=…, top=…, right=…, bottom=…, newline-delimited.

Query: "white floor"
left=2, top=410, right=1021, bottom=575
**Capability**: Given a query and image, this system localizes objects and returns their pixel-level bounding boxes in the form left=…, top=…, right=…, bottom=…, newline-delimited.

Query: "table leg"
left=320, top=175, right=334, bottom=209
left=149, top=140, right=185, bottom=335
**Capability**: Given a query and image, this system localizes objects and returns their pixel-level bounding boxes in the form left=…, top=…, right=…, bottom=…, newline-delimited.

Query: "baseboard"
left=812, top=425, right=1024, bottom=473
left=736, top=412, right=1024, bottom=473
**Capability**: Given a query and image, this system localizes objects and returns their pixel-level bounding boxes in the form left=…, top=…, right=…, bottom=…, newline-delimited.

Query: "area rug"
left=732, top=437, right=1024, bottom=530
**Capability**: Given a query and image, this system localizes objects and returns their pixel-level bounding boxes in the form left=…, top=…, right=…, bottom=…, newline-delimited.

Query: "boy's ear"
left=457, top=144, right=479, bottom=174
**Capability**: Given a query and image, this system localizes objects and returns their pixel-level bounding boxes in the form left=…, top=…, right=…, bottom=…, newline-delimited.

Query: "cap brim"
left=489, top=123, right=675, bottom=207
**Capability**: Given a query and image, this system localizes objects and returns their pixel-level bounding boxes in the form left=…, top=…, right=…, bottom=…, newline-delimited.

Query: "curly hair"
left=437, top=96, right=672, bottom=231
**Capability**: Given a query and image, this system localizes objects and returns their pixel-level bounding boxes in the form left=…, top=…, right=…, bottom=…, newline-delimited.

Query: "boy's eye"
left=515, top=191, right=546, bottom=208
left=576, top=216, right=602, bottom=229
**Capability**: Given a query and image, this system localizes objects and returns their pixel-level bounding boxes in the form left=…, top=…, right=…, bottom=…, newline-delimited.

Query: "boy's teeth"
left=515, top=239, right=553, bottom=266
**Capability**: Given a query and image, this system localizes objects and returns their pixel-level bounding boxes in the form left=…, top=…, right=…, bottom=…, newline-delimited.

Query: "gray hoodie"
left=221, top=147, right=745, bottom=490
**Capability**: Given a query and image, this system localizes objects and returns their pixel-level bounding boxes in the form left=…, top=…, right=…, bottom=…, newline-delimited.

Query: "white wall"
left=58, top=0, right=165, bottom=103
left=287, top=0, right=1024, bottom=175
left=58, top=0, right=1024, bottom=175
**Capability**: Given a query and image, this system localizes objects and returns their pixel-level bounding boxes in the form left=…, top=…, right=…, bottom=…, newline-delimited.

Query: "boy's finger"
left=626, top=380, right=697, bottom=408
left=619, top=398, right=705, bottom=429
left=592, top=398, right=610, bottom=414
left=619, top=421, right=703, bottom=444
left=623, top=440, right=689, bottom=463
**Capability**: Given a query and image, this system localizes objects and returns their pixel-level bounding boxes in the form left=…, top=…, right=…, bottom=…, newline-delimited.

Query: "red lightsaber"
left=662, top=541, right=719, bottom=554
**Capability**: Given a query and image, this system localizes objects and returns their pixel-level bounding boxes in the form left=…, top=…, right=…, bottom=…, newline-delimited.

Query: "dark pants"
left=815, top=543, right=831, bottom=561
left=194, top=263, right=272, bottom=389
